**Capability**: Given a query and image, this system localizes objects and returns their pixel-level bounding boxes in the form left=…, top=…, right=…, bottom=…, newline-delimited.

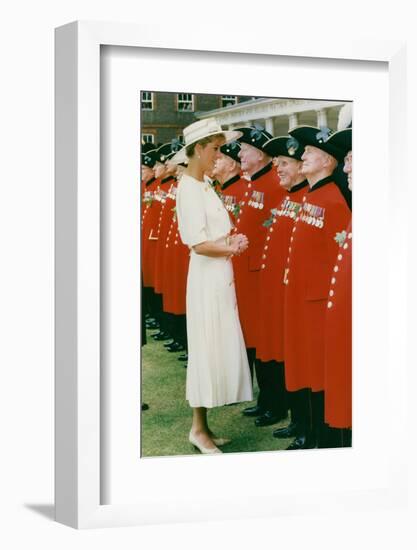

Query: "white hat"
left=171, top=118, right=242, bottom=164
left=337, top=103, right=353, bottom=131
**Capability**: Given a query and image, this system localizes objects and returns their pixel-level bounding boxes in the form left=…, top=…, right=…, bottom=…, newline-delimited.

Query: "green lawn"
left=141, top=329, right=293, bottom=457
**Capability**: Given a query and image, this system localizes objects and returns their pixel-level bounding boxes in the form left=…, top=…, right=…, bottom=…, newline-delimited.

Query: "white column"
left=288, top=113, right=298, bottom=131
left=264, top=117, right=274, bottom=135
left=316, top=109, right=328, bottom=127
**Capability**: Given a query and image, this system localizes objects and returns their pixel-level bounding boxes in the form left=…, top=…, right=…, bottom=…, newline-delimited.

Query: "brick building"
left=141, top=91, right=350, bottom=147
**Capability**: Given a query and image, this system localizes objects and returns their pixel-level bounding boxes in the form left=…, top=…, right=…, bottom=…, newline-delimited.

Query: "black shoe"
left=141, top=403, right=149, bottom=411
left=286, top=435, right=316, bottom=450
left=163, top=340, right=176, bottom=347
left=167, top=342, right=185, bottom=352
left=273, top=422, right=297, bottom=439
left=152, top=331, right=171, bottom=341
left=255, top=410, right=287, bottom=427
left=177, top=354, right=188, bottom=362
left=242, top=405, right=264, bottom=417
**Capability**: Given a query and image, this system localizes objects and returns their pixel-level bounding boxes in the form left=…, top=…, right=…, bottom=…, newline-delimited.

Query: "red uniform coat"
left=283, top=176, right=351, bottom=392
left=256, top=181, right=308, bottom=362
left=162, top=213, right=189, bottom=315
left=153, top=177, right=177, bottom=295
left=141, top=178, right=162, bottom=287
left=324, top=220, right=352, bottom=428
left=220, top=174, right=248, bottom=220
left=232, top=163, right=284, bottom=348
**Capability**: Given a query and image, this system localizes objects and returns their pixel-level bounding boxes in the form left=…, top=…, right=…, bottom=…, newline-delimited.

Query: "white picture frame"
left=55, top=20, right=407, bottom=529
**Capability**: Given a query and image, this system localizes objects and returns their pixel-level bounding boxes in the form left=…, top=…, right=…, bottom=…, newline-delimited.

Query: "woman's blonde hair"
left=185, top=133, right=225, bottom=159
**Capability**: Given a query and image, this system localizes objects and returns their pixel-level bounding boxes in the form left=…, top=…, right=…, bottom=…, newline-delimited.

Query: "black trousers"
left=166, top=313, right=188, bottom=348
left=290, top=389, right=326, bottom=448
left=254, top=359, right=288, bottom=415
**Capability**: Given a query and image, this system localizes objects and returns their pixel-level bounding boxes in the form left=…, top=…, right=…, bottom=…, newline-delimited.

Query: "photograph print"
left=140, top=92, right=352, bottom=458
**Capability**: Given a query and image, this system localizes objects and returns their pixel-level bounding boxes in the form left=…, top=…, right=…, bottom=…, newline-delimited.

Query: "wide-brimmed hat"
left=262, top=135, right=305, bottom=161
left=288, top=125, right=345, bottom=162
left=236, top=125, right=274, bottom=152
left=326, top=128, right=352, bottom=156
left=155, top=139, right=184, bottom=163
left=220, top=141, right=241, bottom=163
left=171, top=118, right=242, bottom=164
left=141, top=142, right=156, bottom=154
left=141, top=149, right=158, bottom=168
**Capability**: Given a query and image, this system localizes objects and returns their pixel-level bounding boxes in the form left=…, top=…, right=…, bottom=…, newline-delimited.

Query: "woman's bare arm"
left=193, top=234, right=248, bottom=258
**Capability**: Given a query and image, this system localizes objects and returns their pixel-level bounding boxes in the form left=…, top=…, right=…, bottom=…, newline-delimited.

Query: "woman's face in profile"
left=198, top=137, right=225, bottom=173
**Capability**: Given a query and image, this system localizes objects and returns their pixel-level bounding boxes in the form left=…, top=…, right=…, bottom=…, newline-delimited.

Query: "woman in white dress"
left=172, top=118, right=253, bottom=455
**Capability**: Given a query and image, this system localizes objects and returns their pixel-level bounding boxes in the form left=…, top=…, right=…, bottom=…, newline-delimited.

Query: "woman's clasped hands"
left=230, top=233, right=249, bottom=256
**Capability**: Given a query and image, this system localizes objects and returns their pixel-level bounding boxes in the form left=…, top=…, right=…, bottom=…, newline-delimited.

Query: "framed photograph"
left=55, top=21, right=407, bottom=528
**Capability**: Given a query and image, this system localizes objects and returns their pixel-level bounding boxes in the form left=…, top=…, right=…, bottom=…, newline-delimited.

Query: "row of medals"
left=299, top=202, right=325, bottom=228
left=143, top=190, right=153, bottom=205
left=277, top=200, right=302, bottom=220
left=248, top=191, right=265, bottom=210
left=153, top=189, right=168, bottom=204
left=223, top=195, right=237, bottom=212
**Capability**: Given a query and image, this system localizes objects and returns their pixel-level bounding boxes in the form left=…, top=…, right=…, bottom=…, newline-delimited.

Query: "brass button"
left=327, top=301, right=333, bottom=308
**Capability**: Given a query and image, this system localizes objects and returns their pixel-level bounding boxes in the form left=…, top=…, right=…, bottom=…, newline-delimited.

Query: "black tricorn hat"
left=236, top=125, right=274, bottom=152
left=142, top=142, right=156, bottom=154
left=262, top=135, right=305, bottom=161
left=288, top=126, right=345, bottom=162
left=220, top=140, right=241, bottom=163
left=155, top=139, right=184, bottom=163
left=141, top=149, right=158, bottom=168
left=326, top=128, right=352, bottom=157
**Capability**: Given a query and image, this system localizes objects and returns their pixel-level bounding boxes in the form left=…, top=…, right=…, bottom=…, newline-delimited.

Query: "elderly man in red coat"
left=283, top=125, right=351, bottom=449
left=255, top=135, right=309, bottom=433
left=141, top=146, right=160, bottom=330
left=212, top=140, right=248, bottom=215
left=232, top=126, right=286, bottom=425
left=323, top=127, right=352, bottom=447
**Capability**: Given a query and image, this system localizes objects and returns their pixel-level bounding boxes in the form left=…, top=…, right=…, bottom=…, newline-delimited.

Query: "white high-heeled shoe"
left=189, top=433, right=222, bottom=455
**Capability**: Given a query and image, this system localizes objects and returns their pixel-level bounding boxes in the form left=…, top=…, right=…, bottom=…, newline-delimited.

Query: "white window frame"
left=221, top=95, right=237, bottom=107
left=141, top=91, right=154, bottom=110
left=141, top=133, right=155, bottom=144
left=176, top=93, right=194, bottom=111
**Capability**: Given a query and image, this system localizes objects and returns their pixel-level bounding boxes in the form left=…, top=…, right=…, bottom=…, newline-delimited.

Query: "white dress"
left=176, top=174, right=253, bottom=408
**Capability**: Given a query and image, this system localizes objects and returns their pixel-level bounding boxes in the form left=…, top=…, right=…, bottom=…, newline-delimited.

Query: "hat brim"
left=262, top=136, right=304, bottom=161
left=289, top=126, right=345, bottom=162
left=326, top=128, right=352, bottom=156
left=170, top=130, right=242, bottom=164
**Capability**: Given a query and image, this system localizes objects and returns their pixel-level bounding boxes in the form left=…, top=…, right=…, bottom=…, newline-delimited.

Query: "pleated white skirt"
left=185, top=250, right=253, bottom=408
